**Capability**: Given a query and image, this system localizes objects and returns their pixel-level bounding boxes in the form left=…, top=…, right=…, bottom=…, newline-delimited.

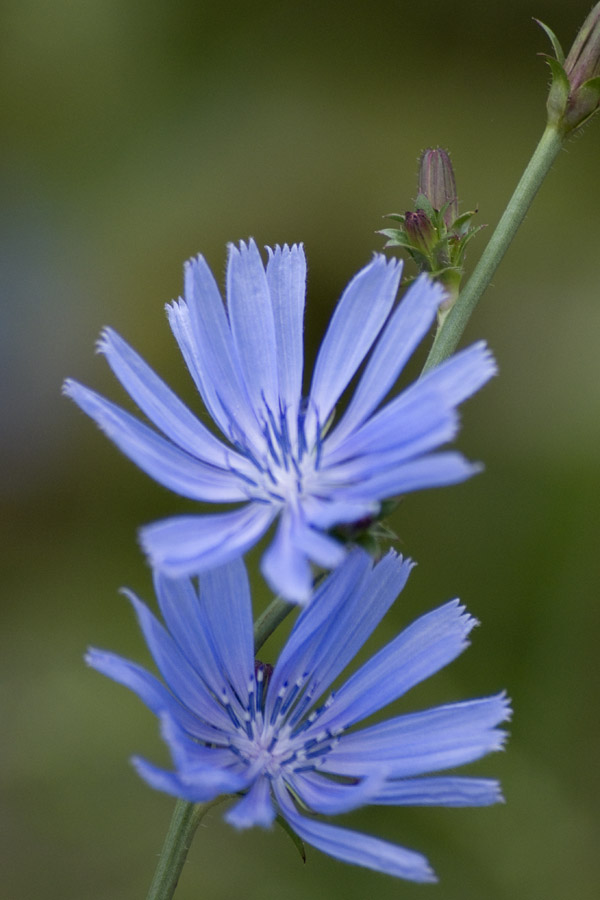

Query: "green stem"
left=254, top=594, right=297, bottom=652
left=422, top=123, right=564, bottom=372
left=145, top=594, right=296, bottom=900
left=146, top=797, right=223, bottom=900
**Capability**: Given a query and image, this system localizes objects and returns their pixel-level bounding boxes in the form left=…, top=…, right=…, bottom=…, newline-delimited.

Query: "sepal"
left=275, top=814, right=307, bottom=863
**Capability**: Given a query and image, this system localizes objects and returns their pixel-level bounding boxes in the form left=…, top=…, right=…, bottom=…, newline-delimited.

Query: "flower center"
left=230, top=402, right=324, bottom=506
left=222, top=663, right=342, bottom=782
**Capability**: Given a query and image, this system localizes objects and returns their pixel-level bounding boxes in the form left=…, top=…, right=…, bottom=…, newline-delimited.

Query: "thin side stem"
left=422, top=124, right=564, bottom=372
left=254, top=594, right=297, bottom=652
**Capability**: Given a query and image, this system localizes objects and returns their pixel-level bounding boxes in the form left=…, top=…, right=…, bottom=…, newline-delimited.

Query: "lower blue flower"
left=88, top=549, right=510, bottom=882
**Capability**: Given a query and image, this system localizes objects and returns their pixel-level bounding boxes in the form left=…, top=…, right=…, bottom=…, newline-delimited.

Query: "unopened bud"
left=404, top=209, right=436, bottom=254
left=418, top=148, right=458, bottom=226
left=565, top=3, right=600, bottom=92
left=541, top=3, right=600, bottom=133
left=380, top=146, right=484, bottom=319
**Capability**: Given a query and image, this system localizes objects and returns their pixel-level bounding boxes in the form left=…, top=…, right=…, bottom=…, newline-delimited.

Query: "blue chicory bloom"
left=87, top=549, right=510, bottom=882
left=64, top=240, right=496, bottom=602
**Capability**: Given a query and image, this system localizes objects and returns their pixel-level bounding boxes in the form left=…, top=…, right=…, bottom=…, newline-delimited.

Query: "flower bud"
left=404, top=208, right=436, bottom=254
left=418, top=148, right=458, bottom=226
left=541, top=3, right=600, bottom=133
left=564, top=3, right=600, bottom=92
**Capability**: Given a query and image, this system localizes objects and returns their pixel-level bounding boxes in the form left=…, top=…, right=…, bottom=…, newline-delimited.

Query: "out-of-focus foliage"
left=1, top=1, right=599, bottom=898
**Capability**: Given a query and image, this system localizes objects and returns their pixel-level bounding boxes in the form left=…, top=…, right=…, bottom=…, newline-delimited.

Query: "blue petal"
left=225, top=777, right=276, bottom=829
left=337, top=452, right=481, bottom=502
left=306, top=255, right=401, bottom=443
left=326, top=274, right=442, bottom=447
left=152, top=573, right=227, bottom=700
left=85, top=648, right=219, bottom=742
left=289, top=515, right=346, bottom=569
left=132, top=755, right=243, bottom=804
left=415, top=340, right=497, bottom=407
left=123, top=589, right=233, bottom=731
left=140, top=503, right=276, bottom=577
left=197, top=558, right=255, bottom=702
left=63, top=380, right=248, bottom=502
left=227, top=240, right=279, bottom=417
left=322, top=694, right=510, bottom=777
left=96, top=327, right=245, bottom=469
left=323, top=339, right=495, bottom=469
left=301, top=496, right=379, bottom=530
left=166, top=298, right=232, bottom=437
left=159, top=713, right=247, bottom=783
left=183, top=254, right=263, bottom=448
left=266, top=549, right=372, bottom=715
left=316, top=599, right=477, bottom=733
left=260, top=512, right=314, bottom=603
left=322, top=385, right=459, bottom=468
left=319, top=411, right=459, bottom=487
left=371, top=776, right=504, bottom=807
left=289, top=770, right=383, bottom=815
left=274, top=784, right=436, bottom=882
left=266, top=243, right=306, bottom=436
left=267, top=550, right=412, bottom=724
left=261, top=510, right=346, bottom=604
left=132, top=758, right=201, bottom=800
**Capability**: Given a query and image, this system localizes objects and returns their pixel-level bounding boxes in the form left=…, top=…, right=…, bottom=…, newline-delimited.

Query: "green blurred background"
left=2, top=0, right=599, bottom=897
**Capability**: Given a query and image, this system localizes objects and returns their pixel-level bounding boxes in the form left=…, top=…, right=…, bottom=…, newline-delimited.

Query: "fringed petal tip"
left=94, top=327, right=114, bottom=356
left=496, top=689, right=513, bottom=725
left=381, top=547, right=416, bottom=573
left=472, top=341, right=499, bottom=383
left=84, top=647, right=103, bottom=669
left=226, top=237, right=260, bottom=258
left=165, top=295, right=185, bottom=315
left=443, top=597, right=479, bottom=635
left=61, top=377, right=78, bottom=398
left=369, top=250, right=401, bottom=269
left=183, top=252, right=207, bottom=273
left=266, top=241, right=305, bottom=258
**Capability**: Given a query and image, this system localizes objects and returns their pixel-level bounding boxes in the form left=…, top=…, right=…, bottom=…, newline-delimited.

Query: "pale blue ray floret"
left=64, top=240, right=497, bottom=601
left=87, top=549, right=510, bottom=882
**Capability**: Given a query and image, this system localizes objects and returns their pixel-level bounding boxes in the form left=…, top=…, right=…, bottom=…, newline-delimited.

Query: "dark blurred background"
left=2, top=0, right=599, bottom=897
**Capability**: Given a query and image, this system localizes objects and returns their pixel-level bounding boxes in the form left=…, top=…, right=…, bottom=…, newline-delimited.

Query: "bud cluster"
left=380, top=148, right=484, bottom=318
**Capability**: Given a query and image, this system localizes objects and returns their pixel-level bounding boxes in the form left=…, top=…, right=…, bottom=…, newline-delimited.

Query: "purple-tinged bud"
left=541, top=3, right=600, bottom=133
left=404, top=209, right=435, bottom=254
left=380, top=146, right=483, bottom=314
left=418, top=148, right=458, bottom=226
left=564, top=3, right=600, bottom=92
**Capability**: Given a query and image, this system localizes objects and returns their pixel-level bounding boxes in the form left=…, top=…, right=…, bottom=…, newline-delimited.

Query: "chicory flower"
left=65, top=241, right=496, bottom=601
left=88, top=549, right=510, bottom=881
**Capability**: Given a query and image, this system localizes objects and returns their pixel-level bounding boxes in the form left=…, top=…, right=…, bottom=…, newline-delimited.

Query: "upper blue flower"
left=64, top=240, right=496, bottom=601
left=88, top=549, right=510, bottom=882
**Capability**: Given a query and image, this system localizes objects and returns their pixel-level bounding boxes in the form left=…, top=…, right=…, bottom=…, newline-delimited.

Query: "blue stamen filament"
left=269, top=693, right=283, bottom=725
left=217, top=661, right=342, bottom=789
left=229, top=393, right=326, bottom=508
